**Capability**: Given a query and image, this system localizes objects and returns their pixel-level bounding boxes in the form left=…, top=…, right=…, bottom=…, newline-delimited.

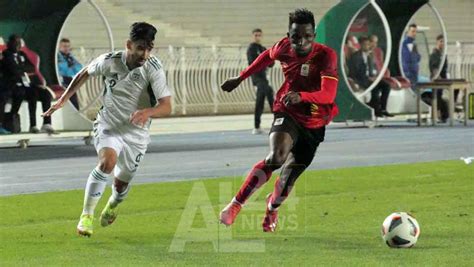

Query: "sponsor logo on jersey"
left=131, top=72, right=141, bottom=81
left=300, top=64, right=310, bottom=76
left=274, top=117, right=284, bottom=126
left=310, top=104, right=319, bottom=115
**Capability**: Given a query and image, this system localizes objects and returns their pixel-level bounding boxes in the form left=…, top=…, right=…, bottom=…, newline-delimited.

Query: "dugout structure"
left=0, top=0, right=114, bottom=131
left=0, top=0, right=82, bottom=86
left=317, top=0, right=447, bottom=122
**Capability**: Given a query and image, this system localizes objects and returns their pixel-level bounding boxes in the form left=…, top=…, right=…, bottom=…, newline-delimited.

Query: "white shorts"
left=93, top=123, right=147, bottom=183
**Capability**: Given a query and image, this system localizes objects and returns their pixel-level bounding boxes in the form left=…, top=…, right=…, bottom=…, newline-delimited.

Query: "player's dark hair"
left=60, top=38, right=70, bottom=43
left=436, top=34, right=444, bottom=41
left=129, top=22, right=157, bottom=49
left=289, top=8, right=315, bottom=29
left=409, top=23, right=417, bottom=29
left=7, top=34, right=20, bottom=49
left=7, top=34, right=20, bottom=44
left=359, top=35, right=370, bottom=44
left=252, top=28, right=262, bottom=34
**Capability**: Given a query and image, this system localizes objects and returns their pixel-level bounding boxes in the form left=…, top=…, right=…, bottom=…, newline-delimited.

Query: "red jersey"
left=240, top=37, right=339, bottom=129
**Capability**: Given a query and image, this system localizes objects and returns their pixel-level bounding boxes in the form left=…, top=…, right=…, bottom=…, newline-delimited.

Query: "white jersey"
left=87, top=50, right=171, bottom=144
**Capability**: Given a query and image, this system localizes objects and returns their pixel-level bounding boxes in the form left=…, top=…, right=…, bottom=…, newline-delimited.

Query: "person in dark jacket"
left=422, top=34, right=449, bottom=122
left=349, top=36, right=392, bottom=117
left=0, top=48, right=11, bottom=134
left=247, top=28, right=274, bottom=134
left=1, top=34, right=54, bottom=133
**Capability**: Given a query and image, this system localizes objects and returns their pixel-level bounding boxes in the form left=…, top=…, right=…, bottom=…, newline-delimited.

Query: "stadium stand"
left=56, top=0, right=472, bottom=120
left=61, top=0, right=473, bottom=49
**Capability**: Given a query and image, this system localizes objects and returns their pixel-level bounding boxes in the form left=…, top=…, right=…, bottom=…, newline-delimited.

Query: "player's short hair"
left=409, top=23, right=417, bottom=29
left=359, top=36, right=370, bottom=44
left=436, top=34, right=444, bottom=41
left=252, top=28, right=262, bottom=34
left=289, top=8, right=315, bottom=29
left=7, top=34, right=20, bottom=49
left=369, top=34, right=378, bottom=41
left=8, top=34, right=20, bottom=44
left=60, top=38, right=70, bottom=43
left=129, top=22, right=157, bottom=49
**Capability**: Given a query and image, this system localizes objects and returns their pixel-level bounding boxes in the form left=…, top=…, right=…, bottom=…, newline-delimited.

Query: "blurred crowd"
left=0, top=34, right=82, bottom=134
left=345, top=24, right=450, bottom=120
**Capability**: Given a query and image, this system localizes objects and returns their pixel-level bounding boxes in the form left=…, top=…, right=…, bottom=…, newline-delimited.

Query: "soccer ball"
left=381, top=212, right=420, bottom=248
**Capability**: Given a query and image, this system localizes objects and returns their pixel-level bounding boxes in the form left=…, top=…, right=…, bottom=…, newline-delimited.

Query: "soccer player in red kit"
left=219, top=9, right=338, bottom=232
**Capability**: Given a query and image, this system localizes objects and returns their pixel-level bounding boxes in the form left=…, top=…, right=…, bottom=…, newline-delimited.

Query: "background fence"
left=74, top=43, right=474, bottom=121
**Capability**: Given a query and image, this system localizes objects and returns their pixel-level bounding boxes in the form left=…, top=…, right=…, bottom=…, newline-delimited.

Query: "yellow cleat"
left=100, top=202, right=118, bottom=227
left=77, top=214, right=93, bottom=237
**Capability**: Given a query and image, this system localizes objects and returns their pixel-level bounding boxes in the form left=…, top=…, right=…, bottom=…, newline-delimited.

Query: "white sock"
left=268, top=200, right=278, bottom=211
left=231, top=197, right=243, bottom=206
left=108, top=182, right=130, bottom=208
left=82, top=167, right=110, bottom=215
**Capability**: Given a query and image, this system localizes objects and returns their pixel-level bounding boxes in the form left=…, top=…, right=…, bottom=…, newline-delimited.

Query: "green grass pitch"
left=0, top=160, right=472, bottom=266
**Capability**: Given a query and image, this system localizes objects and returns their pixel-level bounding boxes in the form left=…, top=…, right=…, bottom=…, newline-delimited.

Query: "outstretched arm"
left=221, top=49, right=275, bottom=92
left=42, top=67, right=89, bottom=116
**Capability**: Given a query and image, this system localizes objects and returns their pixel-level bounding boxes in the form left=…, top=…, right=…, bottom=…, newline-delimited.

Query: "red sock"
left=269, top=177, right=292, bottom=210
left=235, top=160, right=273, bottom=204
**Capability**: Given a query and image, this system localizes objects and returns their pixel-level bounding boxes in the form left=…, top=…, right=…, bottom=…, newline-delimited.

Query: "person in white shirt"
left=43, top=22, right=172, bottom=237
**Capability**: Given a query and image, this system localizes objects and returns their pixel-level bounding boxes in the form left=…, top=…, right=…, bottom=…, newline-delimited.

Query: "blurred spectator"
left=0, top=45, right=11, bottom=134
left=401, top=23, right=421, bottom=86
left=370, top=34, right=383, bottom=71
left=1, top=34, right=54, bottom=133
left=349, top=36, right=392, bottom=117
left=429, top=34, right=448, bottom=80
left=247, top=28, right=274, bottom=134
left=344, top=35, right=359, bottom=76
left=422, top=34, right=449, bottom=122
left=344, top=35, right=359, bottom=61
left=57, top=38, right=81, bottom=110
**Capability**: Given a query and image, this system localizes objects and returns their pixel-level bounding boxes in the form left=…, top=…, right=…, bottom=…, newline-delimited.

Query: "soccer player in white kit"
left=43, top=22, right=172, bottom=237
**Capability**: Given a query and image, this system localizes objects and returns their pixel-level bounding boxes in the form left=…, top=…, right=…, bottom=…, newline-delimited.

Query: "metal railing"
left=74, top=45, right=284, bottom=120
left=73, top=44, right=472, bottom=121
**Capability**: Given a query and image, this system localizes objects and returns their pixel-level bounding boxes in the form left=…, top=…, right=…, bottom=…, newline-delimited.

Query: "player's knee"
left=98, top=158, right=116, bottom=174
left=265, top=150, right=288, bottom=168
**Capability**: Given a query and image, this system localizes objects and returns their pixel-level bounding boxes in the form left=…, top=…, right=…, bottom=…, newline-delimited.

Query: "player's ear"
left=126, top=40, right=132, bottom=50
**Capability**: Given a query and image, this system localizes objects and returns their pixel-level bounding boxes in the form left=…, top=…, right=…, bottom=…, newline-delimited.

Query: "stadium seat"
left=20, top=40, right=65, bottom=100
left=0, top=37, right=5, bottom=52
left=372, top=46, right=412, bottom=90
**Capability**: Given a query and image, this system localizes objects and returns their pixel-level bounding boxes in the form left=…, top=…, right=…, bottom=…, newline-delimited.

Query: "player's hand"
left=130, top=109, right=151, bottom=127
left=42, top=97, right=67, bottom=117
left=283, top=91, right=302, bottom=106
left=221, top=76, right=242, bottom=92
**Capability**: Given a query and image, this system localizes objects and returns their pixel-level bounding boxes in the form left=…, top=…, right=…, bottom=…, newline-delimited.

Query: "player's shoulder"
left=270, top=37, right=291, bottom=59
left=102, top=51, right=123, bottom=61
left=93, top=51, right=123, bottom=67
left=315, top=43, right=337, bottom=62
left=273, top=37, right=291, bottom=50
left=145, top=55, right=164, bottom=73
left=317, top=43, right=337, bottom=56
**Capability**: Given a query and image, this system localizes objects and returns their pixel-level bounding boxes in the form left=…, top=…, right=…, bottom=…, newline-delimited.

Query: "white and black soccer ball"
left=381, top=212, right=420, bottom=248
